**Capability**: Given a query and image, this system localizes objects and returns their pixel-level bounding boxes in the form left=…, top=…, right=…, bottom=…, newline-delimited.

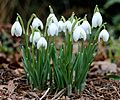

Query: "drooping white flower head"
left=92, top=12, right=102, bottom=28
left=73, top=26, right=87, bottom=42
left=29, top=31, right=41, bottom=45
left=47, top=23, right=58, bottom=36
left=11, top=21, right=22, bottom=37
left=47, top=13, right=58, bottom=26
left=37, top=37, right=47, bottom=49
left=58, top=20, right=64, bottom=32
left=98, top=29, right=109, bottom=42
left=64, top=20, right=72, bottom=33
left=73, top=28, right=80, bottom=42
left=32, top=17, right=43, bottom=30
left=80, top=20, right=91, bottom=34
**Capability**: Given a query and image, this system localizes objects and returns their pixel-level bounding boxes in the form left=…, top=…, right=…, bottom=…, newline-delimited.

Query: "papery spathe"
left=11, top=21, right=22, bottom=37
left=32, top=17, right=43, bottom=30
left=37, top=37, right=47, bottom=49
left=98, top=29, right=109, bottom=42
left=47, top=23, right=58, bottom=36
left=92, top=12, right=102, bottom=28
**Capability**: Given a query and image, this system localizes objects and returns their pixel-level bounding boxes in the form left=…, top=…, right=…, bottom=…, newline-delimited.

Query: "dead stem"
left=39, top=88, right=50, bottom=100
left=51, top=88, right=66, bottom=100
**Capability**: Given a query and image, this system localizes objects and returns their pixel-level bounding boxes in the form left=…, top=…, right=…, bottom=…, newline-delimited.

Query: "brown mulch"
left=82, top=76, right=120, bottom=100
left=0, top=56, right=120, bottom=100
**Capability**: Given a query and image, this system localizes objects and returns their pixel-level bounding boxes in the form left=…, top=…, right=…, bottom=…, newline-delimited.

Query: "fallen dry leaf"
left=28, top=92, right=39, bottom=98
left=7, top=80, right=16, bottom=96
left=13, top=68, right=25, bottom=76
left=0, top=85, right=8, bottom=90
left=91, top=61, right=117, bottom=74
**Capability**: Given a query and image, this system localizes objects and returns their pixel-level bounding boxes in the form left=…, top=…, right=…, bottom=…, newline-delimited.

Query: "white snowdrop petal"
left=11, top=21, right=22, bottom=37
left=97, top=13, right=102, bottom=27
left=92, top=12, right=102, bottom=28
left=39, top=21, right=43, bottom=30
left=33, top=32, right=41, bottom=44
left=29, top=32, right=41, bottom=45
left=47, top=13, right=58, bottom=26
left=73, top=26, right=87, bottom=42
left=37, top=37, right=47, bottom=49
left=11, top=24, right=15, bottom=36
left=79, top=26, right=87, bottom=41
left=29, top=34, right=32, bottom=43
left=73, top=27, right=80, bottom=42
left=47, top=23, right=58, bottom=36
left=58, top=21, right=64, bottom=32
left=65, top=20, right=72, bottom=33
left=81, top=20, right=91, bottom=34
left=32, top=17, right=43, bottom=30
left=15, top=23, right=22, bottom=37
left=98, top=29, right=109, bottom=42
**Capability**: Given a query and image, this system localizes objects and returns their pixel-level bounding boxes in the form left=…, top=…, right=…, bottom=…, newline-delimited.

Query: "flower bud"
left=30, top=32, right=41, bottom=45
left=47, top=23, right=58, bottom=36
left=98, top=29, right=109, bottom=42
left=11, top=21, right=22, bottom=37
left=73, top=26, right=87, bottom=42
left=32, top=17, right=43, bottom=30
left=80, top=20, right=91, bottom=34
left=37, top=37, right=47, bottom=49
left=92, top=12, right=102, bottom=28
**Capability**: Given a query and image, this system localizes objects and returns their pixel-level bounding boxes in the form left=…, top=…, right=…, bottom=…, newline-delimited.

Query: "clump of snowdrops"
left=11, top=5, right=109, bottom=95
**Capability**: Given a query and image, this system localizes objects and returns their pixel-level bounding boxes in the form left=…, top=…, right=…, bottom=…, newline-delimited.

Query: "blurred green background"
left=0, top=0, right=120, bottom=57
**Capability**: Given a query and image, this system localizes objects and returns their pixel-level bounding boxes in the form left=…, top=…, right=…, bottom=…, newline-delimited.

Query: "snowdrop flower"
left=58, top=20, right=64, bottom=32
left=98, top=29, right=109, bottom=42
left=47, top=13, right=58, bottom=26
left=80, top=20, right=91, bottom=34
left=47, top=23, right=58, bottom=36
left=73, top=26, right=87, bottom=42
left=30, top=32, right=41, bottom=45
left=11, top=21, right=22, bottom=37
left=64, top=20, right=72, bottom=33
left=73, top=28, right=80, bottom=42
left=32, top=17, right=43, bottom=30
left=92, top=12, right=102, bottom=28
left=37, top=37, right=47, bottom=49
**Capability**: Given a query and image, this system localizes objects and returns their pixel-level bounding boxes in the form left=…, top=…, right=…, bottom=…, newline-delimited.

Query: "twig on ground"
left=84, top=89, right=97, bottom=99
left=39, top=88, right=50, bottom=100
left=13, top=75, right=26, bottom=81
left=112, top=85, right=120, bottom=98
left=51, top=88, right=66, bottom=100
